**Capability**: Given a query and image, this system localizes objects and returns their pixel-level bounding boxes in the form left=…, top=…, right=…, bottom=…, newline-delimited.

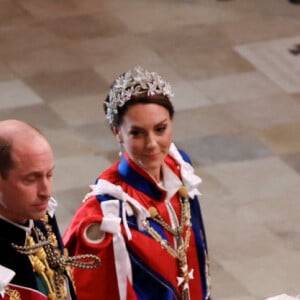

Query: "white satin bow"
left=169, top=143, right=202, bottom=198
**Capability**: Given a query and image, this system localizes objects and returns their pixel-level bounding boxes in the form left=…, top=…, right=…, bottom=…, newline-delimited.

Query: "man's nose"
left=38, top=177, right=52, bottom=198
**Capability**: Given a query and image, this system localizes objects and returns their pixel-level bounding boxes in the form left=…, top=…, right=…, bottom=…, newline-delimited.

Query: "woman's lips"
left=145, top=153, right=160, bottom=160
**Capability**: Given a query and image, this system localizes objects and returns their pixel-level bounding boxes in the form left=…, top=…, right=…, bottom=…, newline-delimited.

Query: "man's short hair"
left=0, top=137, right=14, bottom=179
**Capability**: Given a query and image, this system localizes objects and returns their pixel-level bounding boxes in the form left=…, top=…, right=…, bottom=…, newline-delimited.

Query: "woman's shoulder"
left=177, top=148, right=192, bottom=164
left=165, top=148, right=193, bottom=169
left=70, top=195, right=102, bottom=222
left=98, top=160, right=122, bottom=183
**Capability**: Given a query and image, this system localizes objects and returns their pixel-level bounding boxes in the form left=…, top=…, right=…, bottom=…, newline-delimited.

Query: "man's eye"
left=23, top=177, right=36, bottom=184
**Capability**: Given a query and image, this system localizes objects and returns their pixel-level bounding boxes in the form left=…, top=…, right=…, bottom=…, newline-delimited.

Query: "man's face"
left=0, top=136, right=54, bottom=224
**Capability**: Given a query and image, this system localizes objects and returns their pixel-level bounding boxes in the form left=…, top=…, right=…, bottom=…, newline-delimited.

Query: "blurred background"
left=0, top=0, right=300, bottom=299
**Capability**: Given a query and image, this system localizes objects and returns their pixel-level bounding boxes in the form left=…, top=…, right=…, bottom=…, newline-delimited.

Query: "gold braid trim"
left=11, top=215, right=100, bottom=300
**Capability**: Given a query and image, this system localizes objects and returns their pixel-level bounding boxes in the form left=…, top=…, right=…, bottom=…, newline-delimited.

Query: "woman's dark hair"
left=104, top=92, right=174, bottom=129
left=0, top=137, right=14, bottom=179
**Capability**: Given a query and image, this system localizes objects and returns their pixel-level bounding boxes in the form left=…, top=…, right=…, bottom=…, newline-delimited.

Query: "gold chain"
left=142, top=186, right=193, bottom=300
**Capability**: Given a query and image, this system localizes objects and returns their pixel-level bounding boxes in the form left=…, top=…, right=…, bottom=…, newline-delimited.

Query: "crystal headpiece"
left=105, top=66, right=174, bottom=125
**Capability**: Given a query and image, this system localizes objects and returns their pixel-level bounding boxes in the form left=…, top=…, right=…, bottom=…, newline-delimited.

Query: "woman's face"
left=116, top=103, right=173, bottom=182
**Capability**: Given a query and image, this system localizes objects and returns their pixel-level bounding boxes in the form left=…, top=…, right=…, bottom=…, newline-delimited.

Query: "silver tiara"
left=105, top=66, right=174, bottom=125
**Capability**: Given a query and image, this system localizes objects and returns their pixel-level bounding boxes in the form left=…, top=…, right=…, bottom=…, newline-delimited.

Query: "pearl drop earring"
left=116, top=135, right=123, bottom=157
